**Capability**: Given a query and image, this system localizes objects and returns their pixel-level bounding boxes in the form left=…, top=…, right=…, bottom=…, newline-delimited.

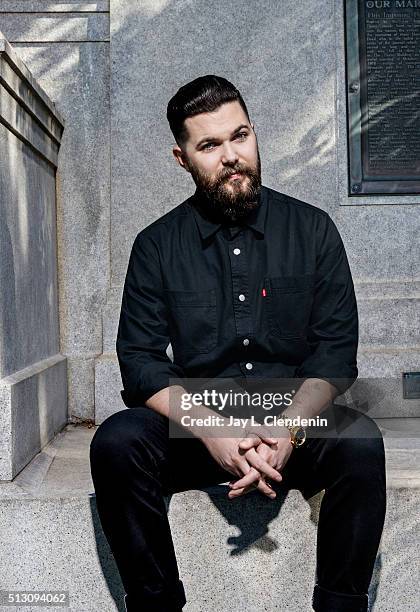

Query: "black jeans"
left=89, top=403, right=386, bottom=612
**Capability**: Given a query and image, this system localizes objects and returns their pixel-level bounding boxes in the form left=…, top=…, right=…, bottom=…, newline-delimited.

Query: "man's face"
left=173, top=101, right=261, bottom=222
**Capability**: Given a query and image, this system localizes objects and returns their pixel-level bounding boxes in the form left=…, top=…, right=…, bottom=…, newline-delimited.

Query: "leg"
left=89, top=406, right=232, bottom=611
left=277, top=404, right=386, bottom=612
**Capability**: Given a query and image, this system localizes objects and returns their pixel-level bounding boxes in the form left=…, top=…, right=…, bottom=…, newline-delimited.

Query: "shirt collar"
left=190, top=185, right=267, bottom=241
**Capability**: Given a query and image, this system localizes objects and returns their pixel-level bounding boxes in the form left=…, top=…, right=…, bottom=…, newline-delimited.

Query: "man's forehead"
left=184, top=101, right=250, bottom=141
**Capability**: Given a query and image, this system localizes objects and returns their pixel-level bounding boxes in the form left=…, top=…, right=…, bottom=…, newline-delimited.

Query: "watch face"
left=295, top=427, right=306, bottom=446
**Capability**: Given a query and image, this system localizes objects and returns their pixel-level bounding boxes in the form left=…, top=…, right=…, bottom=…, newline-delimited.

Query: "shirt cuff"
left=121, top=361, right=186, bottom=407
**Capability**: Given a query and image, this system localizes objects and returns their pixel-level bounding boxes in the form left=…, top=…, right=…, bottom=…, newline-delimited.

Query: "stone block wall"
left=0, top=2, right=111, bottom=423
left=0, top=35, right=66, bottom=479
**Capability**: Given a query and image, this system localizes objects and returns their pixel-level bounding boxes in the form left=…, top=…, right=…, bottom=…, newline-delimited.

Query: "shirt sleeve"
left=116, top=231, right=185, bottom=407
left=296, top=213, right=358, bottom=395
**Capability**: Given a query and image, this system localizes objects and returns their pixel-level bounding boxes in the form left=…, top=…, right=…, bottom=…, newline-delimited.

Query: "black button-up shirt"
left=116, top=185, right=358, bottom=407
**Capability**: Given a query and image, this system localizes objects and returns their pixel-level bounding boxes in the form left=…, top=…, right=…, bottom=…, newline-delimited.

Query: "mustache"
left=217, top=166, right=252, bottom=181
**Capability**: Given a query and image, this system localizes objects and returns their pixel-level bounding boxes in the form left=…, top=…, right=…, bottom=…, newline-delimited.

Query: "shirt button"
left=233, top=248, right=241, bottom=255
left=238, top=294, right=245, bottom=301
left=245, top=362, right=253, bottom=370
left=243, top=338, right=250, bottom=346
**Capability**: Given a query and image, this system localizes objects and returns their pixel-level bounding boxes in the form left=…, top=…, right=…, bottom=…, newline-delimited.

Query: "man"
left=90, top=75, right=386, bottom=612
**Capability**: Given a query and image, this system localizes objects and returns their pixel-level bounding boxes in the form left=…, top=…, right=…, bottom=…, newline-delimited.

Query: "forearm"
left=145, top=385, right=228, bottom=440
left=280, top=378, right=339, bottom=421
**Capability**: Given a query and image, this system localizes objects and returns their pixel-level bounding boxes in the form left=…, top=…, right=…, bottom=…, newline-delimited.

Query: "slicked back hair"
left=167, top=75, right=251, bottom=147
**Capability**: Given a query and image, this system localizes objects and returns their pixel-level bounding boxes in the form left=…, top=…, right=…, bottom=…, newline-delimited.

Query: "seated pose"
left=90, top=75, right=386, bottom=612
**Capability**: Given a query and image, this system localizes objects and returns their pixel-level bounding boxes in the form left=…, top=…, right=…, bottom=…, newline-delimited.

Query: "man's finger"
left=238, top=436, right=263, bottom=451
left=257, top=434, right=278, bottom=445
left=241, top=447, right=282, bottom=483
left=238, top=432, right=278, bottom=450
left=230, top=463, right=281, bottom=491
left=236, top=457, right=254, bottom=478
left=230, top=466, right=261, bottom=490
left=228, top=484, right=254, bottom=498
left=228, top=477, right=276, bottom=499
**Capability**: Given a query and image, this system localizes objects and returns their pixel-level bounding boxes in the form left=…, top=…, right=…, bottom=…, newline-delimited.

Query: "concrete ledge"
left=0, top=355, right=68, bottom=480
left=0, top=32, right=64, bottom=165
left=0, top=2, right=109, bottom=11
left=0, top=34, right=65, bottom=124
left=0, top=13, right=110, bottom=42
left=0, top=423, right=419, bottom=610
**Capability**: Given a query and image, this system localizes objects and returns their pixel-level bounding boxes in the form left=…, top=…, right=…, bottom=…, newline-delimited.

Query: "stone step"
left=0, top=420, right=419, bottom=611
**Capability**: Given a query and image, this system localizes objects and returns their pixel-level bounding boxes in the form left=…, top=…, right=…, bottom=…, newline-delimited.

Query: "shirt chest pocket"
left=165, top=289, right=217, bottom=356
left=264, top=275, right=314, bottom=339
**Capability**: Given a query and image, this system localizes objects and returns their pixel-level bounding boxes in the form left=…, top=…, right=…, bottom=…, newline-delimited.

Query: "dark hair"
left=167, top=75, right=250, bottom=147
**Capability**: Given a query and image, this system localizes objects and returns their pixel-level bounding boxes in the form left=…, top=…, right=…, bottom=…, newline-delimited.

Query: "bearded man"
left=90, top=75, right=386, bottom=612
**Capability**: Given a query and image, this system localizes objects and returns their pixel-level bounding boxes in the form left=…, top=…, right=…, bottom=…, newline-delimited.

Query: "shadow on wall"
left=185, top=484, right=322, bottom=556
left=0, top=125, right=58, bottom=378
left=0, top=128, right=18, bottom=377
left=89, top=483, right=321, bottom=610
left=8, top=11, right=110, bottom=360
left=89, top=496, right=126, bottom=612
left=108, top=0, right=338, bottom=282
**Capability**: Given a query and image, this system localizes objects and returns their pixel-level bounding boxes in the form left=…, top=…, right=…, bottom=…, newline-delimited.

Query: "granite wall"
left=0, top=35, right=66, bottom=479
left=0, top=2, right=111, bottom=425
left=1, top=1, right=418, bottom=426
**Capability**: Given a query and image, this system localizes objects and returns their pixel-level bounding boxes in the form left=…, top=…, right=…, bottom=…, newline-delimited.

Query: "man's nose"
left=220, top=142, right=239, bottom=165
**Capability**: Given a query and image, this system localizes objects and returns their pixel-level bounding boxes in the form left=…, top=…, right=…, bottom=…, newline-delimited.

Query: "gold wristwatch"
left=280, top=415, right=306, bottom=449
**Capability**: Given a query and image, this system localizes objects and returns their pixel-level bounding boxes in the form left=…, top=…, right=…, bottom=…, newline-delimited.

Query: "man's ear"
left=172, top=146, right=190, bottom=173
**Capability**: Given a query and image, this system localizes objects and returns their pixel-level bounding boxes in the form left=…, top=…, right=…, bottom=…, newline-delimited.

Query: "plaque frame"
left=344, top=0, right=420, bottom=196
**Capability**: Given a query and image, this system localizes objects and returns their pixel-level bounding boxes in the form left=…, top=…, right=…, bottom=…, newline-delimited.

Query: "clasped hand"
left=202, top=427, right=293, bottom=500
left=228, top=430, right=293, bottom=499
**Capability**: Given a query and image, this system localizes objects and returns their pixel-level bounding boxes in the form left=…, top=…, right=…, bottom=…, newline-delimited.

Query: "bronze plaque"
left=345, top=1, right=420, bottom=195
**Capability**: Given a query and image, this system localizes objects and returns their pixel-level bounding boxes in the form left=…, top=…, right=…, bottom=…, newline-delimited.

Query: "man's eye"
left=236, top=132, right=248, bottom=140
left=202, top=142, right=215, bottom=150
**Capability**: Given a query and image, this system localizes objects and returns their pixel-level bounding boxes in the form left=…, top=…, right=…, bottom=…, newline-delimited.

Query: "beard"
left=188, top=149, right=262, bottom=223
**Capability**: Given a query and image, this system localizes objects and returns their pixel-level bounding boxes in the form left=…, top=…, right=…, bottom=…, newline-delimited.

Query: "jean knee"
left=89, top=409, right=134, bottom=466
left=90, top=406, right=168, bottom=475
left=336, top=426, right=386, bottom=485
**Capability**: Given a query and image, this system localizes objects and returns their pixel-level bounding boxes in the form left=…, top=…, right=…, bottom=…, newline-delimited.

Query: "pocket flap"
left=266, top=275, right=314, bottom=292
left=165, top=288, right=216, bottom=307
